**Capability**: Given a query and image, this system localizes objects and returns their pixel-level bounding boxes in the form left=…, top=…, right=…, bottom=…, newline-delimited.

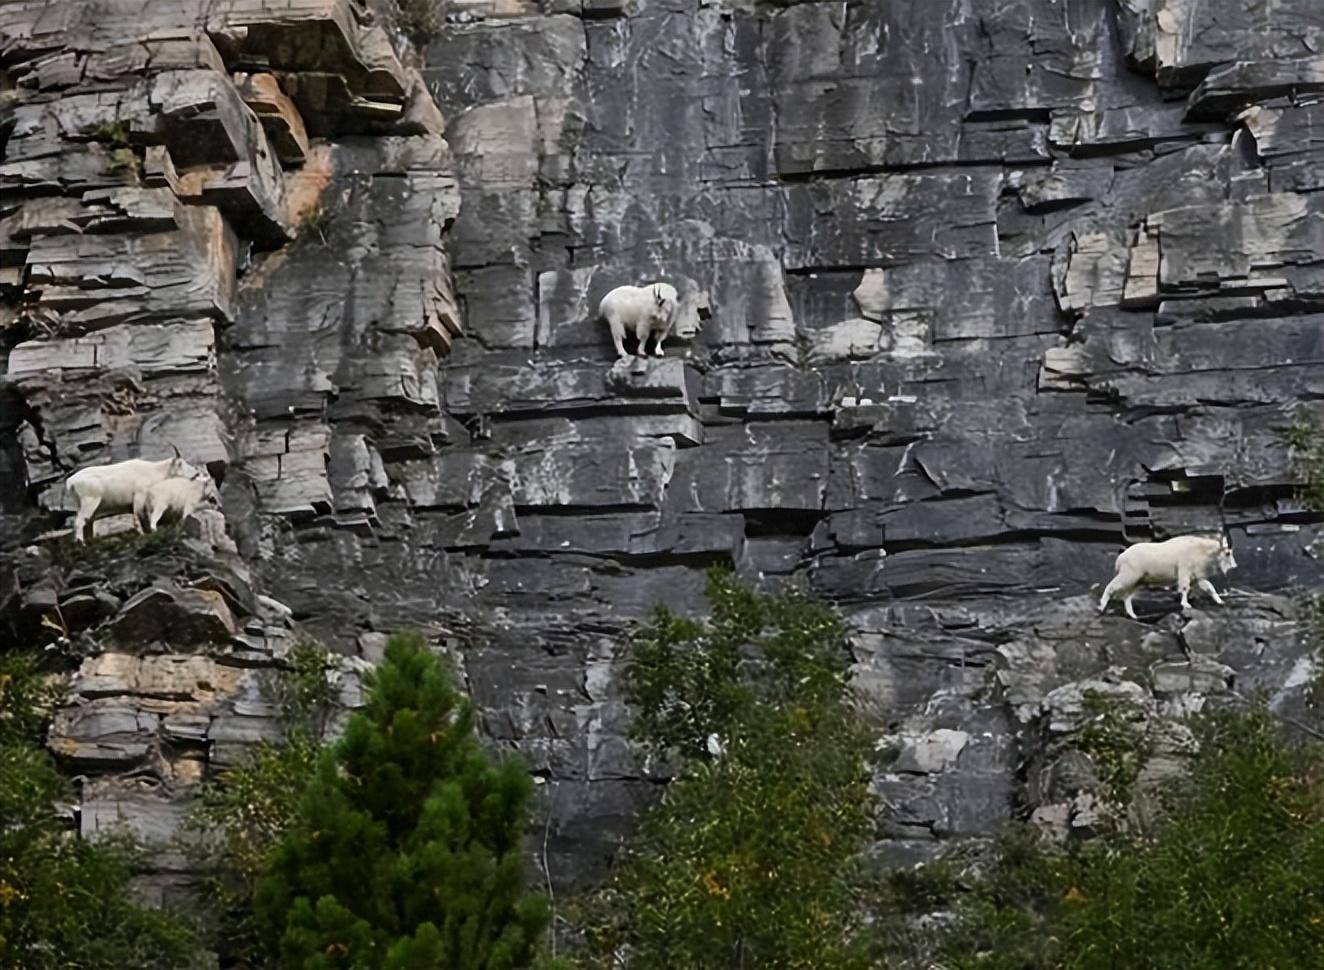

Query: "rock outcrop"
left=2, top=0, right=1322, bottom=896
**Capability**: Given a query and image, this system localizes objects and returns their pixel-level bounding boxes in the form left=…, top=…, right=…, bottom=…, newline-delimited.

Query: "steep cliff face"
left=414, top=0, right=1324, bottom=880
left=2, top=0, right=1323, bottom=896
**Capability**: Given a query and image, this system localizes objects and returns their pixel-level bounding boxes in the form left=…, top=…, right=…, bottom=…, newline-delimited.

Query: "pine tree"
left=254, top=632, right=550, bottom=969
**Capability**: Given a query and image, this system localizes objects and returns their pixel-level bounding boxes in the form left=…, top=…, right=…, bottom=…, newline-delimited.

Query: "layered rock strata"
left=2, top=0, right=1323, bottom=895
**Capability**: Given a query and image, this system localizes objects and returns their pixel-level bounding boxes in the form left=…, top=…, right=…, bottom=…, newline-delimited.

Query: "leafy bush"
left=189, top=640, right=338, bottom=966
left=580, top=568, right=877, bottom=969
left=0, top=653, right=201, bottom=969
left=1053, top=706, right=1324, bottom=970
left=875, top=705, right=1324, bottom=970
left=258, top=639, right=340, bottom=738
left=1284, top=414, right=1324, bottom=514
left=253, top=631, right=551, bottom=968
left=189, top=733, right=322, bottom=966
left=394, top=0, right=443, bottom=46
left=1075, top=690, right=1152, bottom=804
left=1285, top=415, right=1324, bottom=705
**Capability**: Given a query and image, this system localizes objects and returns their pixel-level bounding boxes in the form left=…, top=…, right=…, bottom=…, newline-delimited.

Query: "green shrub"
left=258, top=639, right=340, bottom=738
left=394, top=0, right=443, bottom=46
left=1075, top=690, right=1151, bottom=804
left=189, top=640, right=338, bottom=966
left=253, top=632, right=550, bottom=968
left=0, top=653, right=201, bottom=969
left=1055, top=706, right=1324, bottom=970
left=878, top=704, right=1324, bottom=970
left=189, top=734, right=322, bottom=966
left=86, top=119, right=131, bottom=146
left=1284, top=414, right=1324, bottom=513
left=1284, top=416, right=1324, bottom=706
left=580, top=568, right=877, bottom=969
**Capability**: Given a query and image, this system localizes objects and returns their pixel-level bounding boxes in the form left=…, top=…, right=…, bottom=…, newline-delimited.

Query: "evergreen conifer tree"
left=254, top=632, right=549, bottom=969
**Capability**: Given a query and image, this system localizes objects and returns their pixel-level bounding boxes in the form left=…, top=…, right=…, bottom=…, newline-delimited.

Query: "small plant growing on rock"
left=1075, top=689, right=1152, bottom=804
left=394, top=0, right=444, bottom=46
left=86, top=119, right=131, bottom=146
left=791, top=330, right=821, bottom=370
left=1282, top=415, right=1324, bottom=707
left=106, top=146, right=138, bottom=176
left=258, top=640, right=341, bottom=739
left=298, top=205, right=335, bottom=246
left=1284, top=414, right=1324, bottom=514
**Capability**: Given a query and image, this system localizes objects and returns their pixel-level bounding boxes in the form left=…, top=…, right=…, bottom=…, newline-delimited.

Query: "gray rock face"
left=413, top=0, right=1324, bottom=882
left=3, top=0, right=1323, bottom=898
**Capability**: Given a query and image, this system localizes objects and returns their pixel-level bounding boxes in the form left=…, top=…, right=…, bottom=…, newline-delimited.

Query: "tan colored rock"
left=234, top=71, right=310, bottom=165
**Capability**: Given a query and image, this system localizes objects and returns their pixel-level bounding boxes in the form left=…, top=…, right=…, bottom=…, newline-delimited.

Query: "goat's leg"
left=1099, top=576, right=1123, bottom=613
left=652, top=316, right=672, bottom=357
left=73, top=495, right=99, bottom=544
left=634, top=318, right=651, bottom=359
left=1198, top=578, right=1225, bottom=606
left=1177, top=568, right=1193, bottom=611
left=608, top=317, right=629, bottom=360
left=1123, top=592, right=1138, bottom=620
left=131, top=490, right=147, bottom=533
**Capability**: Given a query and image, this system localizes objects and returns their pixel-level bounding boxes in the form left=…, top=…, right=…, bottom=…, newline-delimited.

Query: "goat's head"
left=651, top=283, right=679, bottom=322
left=186, top=464, right=220, bottom=504
left=1217, top=535, right=1237, bottom=573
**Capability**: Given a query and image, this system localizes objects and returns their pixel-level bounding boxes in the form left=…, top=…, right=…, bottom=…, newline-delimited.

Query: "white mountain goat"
left=1098, top=534, right=1237, bottom=619
left=143, top=466, right=221, bottom=532
left=599, top=282, right=680, bottom=359
left=65, top=450, right=196, bottom=543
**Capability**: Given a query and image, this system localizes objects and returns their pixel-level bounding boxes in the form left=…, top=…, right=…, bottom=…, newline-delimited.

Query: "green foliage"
left=49, top=521, right=183, bottom=571
left=253, top=631, right=550, bottom=968
left=259, top=639, right=341, bottom=738
left=87, top=119, right=131, bottom=146
left=188, top=640, right=338, bottom=966
left=876, top=704, right=1324, bottom=970
left=1075, top=690, right=1151, bottom=804
left=0, top=653, right=64, bottom=745
left=299, top=205, right=335, bottom=246
left=1284, top=414, right=1324, bottom=511
left=394, top=0, right=443, bottom=46
left=107, top=146, right=137, bottom=175
left=1307, top=595, right=1324, bottom=708
left=0, top=653, right=201, bottom=969
left=581, top=568, right=877, bottom=969
left=189, top=733, right=322, bottom=966
left=1285, top=415, right=1324, bottom=704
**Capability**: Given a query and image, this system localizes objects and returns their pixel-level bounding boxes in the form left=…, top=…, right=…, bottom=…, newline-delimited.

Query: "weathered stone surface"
left=4, top=0, right=1324, bottom=904
left=0, top=0, right=457, bottom=907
